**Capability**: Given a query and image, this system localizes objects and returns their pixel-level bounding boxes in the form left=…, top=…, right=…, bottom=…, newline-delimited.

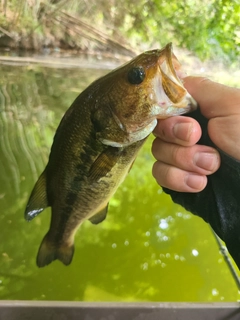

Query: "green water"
left=0, top=62, right=239, bottom=302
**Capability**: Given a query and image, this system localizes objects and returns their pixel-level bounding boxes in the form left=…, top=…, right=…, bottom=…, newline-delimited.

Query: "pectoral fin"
left=88, top=146, right=121, bottom=182
left=89, top=204, right=109, bottom=224
left=24, top=170, right=49, bottom=221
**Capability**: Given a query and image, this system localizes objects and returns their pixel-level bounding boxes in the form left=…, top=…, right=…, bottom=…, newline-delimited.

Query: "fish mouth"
left=157, top=42, right=197, bottom=111
left=163, top=43, right=188, bottom=80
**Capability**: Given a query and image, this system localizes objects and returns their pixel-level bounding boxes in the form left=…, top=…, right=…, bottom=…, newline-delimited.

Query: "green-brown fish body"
left=25, top=43, right=196, bottom=267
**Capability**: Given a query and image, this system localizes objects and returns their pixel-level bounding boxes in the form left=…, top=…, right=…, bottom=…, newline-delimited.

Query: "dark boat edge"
left=0, top=301, right=239, bottom=320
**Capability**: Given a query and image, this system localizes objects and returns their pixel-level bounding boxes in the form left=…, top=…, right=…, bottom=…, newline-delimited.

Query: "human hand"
left=152, top=76, right=240, bottom=193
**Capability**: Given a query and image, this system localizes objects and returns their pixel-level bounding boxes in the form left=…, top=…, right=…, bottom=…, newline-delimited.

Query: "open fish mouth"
left=161, top=42, right=186, bottom=82
left=156, top=42, right=197, bottom=112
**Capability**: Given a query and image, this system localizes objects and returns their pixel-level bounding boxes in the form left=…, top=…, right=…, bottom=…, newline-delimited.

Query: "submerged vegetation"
left=0, top=0, right=239, bottom=63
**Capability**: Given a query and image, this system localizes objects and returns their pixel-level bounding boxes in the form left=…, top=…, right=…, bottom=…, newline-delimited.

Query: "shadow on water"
left=0, top=63, right=239, bottom=302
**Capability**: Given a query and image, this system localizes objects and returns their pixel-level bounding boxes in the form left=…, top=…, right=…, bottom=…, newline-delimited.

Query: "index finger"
left=183, top=76, right=240, bottom=119
left=153, top=116, right=202, bottom=147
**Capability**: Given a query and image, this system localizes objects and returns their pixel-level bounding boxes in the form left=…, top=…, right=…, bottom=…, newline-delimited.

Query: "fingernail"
left=185, top=174, right=206, bottom=190
left=194, top=152, right=219, bottom=171
left=173, top=123, right=193, bottom=141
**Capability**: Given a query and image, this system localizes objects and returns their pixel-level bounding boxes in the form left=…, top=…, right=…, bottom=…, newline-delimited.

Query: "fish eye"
left=127, top=66, right=145, bottom=85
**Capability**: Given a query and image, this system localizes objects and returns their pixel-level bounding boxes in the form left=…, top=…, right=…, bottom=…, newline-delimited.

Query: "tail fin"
left=25, top=171, right=49, bottom=221
left=36, top=233, right=74, bottom=268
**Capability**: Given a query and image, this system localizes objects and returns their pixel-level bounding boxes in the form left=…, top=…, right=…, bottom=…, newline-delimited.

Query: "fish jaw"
left=100, top=119, right=157, bottom=148
left=150, top=74, right=196, bottom=119
left=145, top=42, right=197, bottom=119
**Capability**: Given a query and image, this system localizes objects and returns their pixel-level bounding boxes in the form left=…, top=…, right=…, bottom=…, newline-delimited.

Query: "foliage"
left=0, top=0, right=239, bottom=63
left=117, top=0, right=240, bottom=62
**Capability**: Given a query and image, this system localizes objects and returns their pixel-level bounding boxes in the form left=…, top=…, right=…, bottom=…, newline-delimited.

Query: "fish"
left=24, top=43, right=196, bottom=267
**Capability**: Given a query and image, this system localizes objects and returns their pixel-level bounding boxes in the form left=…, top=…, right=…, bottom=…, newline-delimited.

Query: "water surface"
left=0, top=61, right=239, bottom=301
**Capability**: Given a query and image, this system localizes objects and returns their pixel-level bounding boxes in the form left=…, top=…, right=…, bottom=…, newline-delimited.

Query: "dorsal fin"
left=24, top=170, right=49, bottom=221
left=89, top=204, right=109, bottom=225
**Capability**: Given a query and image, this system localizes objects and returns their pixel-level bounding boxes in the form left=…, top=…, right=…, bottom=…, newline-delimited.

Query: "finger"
left=152, top=139, right=220, bottom=175
left=152, top=161, right=207, bottom=192
left=153, top=116, right=202, bottom=147
left=183, top=76, right=240, bottom=118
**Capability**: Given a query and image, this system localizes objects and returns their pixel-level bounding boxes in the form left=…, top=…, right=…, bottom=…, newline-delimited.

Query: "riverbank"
left=1, top=0, right=239, bottom=65
left=0, top=5, right=136, bottom=58
left=0, top=1, right=239, bottom=88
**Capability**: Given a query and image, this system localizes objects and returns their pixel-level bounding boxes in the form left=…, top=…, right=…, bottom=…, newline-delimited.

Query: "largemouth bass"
left=25, top=43, right=196, bottom=267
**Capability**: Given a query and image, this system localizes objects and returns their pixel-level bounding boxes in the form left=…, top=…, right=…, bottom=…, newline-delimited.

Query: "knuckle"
left=152, top=161, right=158, bottom=178
left=161, top=165, right=177, bottom=188
left=171, top=145, right=183, bottom=164
left=151, top=139, right=160, bottom=159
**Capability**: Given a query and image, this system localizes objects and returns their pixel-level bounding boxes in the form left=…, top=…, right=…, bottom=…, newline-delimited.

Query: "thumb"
left=183, top=76, right=240, bottom=119
left=183, top=76, right=240, bottom=160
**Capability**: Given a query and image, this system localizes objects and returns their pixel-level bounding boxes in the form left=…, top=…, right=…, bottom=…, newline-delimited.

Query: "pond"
left=0, top=57, right=239, bottom=302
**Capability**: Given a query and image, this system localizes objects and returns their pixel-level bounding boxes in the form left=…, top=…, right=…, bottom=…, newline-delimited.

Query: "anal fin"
left=89, top=204, right=109, bottom=225
left=25, top=170, right=49, bottom=221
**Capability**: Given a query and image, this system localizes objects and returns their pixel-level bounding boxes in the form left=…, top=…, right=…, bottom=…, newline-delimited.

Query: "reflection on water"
left=0, top=63, right=239, bottom=302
